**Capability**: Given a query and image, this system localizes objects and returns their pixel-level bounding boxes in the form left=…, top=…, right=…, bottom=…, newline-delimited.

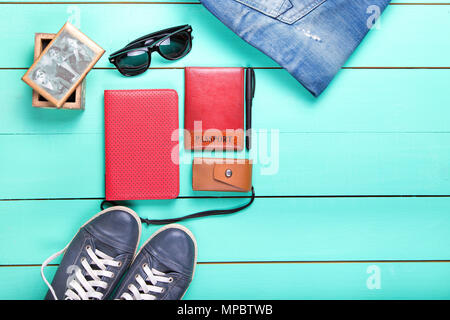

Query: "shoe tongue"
left=145, top=245, right=189, bottom=276
left=147, top=251, right=179, bottom=277
left=83, top=222, right=136, bottom=255
left=149, top=257, right=170, bottom=274
left=91, top=236, right=128, bottom=258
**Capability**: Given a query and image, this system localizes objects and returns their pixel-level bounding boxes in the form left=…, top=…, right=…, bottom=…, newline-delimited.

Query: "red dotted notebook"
left=104, top=89, right=179, bottom=200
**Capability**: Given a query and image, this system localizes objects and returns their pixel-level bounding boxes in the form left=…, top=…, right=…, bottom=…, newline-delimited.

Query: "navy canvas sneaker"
left=41, top=206, right=142, bottom=300
left=113, top=224, right=197, bottom=300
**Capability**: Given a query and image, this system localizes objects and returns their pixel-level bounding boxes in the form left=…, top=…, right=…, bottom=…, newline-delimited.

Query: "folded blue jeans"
left=200, top=0, right=391, bottom=97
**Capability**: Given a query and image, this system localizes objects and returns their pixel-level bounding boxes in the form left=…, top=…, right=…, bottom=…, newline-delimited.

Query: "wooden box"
left=32, top=33, right=86, bottom=109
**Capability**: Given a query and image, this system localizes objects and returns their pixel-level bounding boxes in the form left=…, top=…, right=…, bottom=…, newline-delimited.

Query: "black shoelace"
left=100, top=187, right=255, bottom=225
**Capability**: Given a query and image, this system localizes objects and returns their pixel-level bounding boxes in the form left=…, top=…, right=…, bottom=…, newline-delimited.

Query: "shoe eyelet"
left=135, top=274, right=139, bottom=280
left=80, top=257, right=86, bottom=263
left=161, top=288, right=165, bottom=293
left=142, top=263, right=148, bottom=269
left=85, top=245, right=91, bottom=251
left=168, top=277, right=173, bottom=283
left=117, top=261, right=122, bottom=267
left=111, top=272, right=115, bottom=278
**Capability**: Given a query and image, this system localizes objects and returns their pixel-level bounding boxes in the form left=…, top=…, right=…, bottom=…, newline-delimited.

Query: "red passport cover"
left=104, top=89, right=179, bottom=200
left=184, top=67, right=244, bottom=150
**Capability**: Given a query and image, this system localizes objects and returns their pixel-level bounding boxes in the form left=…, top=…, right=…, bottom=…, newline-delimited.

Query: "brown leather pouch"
left=192, top=158, right=252, bottom=192
left=101, top=157, right=255, bottom=225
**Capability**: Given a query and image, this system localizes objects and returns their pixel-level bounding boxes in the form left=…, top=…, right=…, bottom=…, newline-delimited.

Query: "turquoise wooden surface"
left=2, top=69, right=450, bottom=135
left=1, top=5, right=450, bottom=68
left=8, top=0, right=449, bottom=3
left=2, top=263, right=450, bottom=300
left=1, top=198, right=450, bottom=264
left=0, top=1, right=449, bottom=300
left=1, top=132, right=449, bottom=198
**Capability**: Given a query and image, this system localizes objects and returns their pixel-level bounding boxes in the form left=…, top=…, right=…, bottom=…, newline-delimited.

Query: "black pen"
left=245, top=67, right=255, bottom=151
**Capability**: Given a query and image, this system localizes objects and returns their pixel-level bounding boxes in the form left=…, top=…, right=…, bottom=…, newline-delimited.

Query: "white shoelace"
left=41, top=244, right=121, bottom=300
left=120, top=264, right=172, bottom=300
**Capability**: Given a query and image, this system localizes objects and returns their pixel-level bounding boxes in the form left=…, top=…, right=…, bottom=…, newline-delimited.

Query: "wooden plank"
left=0, top=0, right=449, bottom=5
left=2, top=262, right=450, bottom=299
left=0, top=134, right=104, bottom=199
left=4, top=1, right=199, bottom=2
left=2, top=69, right=450, bottom=135
left=0, top=5, right=449, bottom=68
left=0, top=132, right=449, bottom=198
left=4, top=1, right=450, bottom=3
left=0, top=69, right=185, bottom=134
left=1, top=198, right=450, bottom=264
left=345, top=4, right=450, bottom=67
left=0, top=3, right=276, bottom=68
left=254, top=69, right=450, bottom=133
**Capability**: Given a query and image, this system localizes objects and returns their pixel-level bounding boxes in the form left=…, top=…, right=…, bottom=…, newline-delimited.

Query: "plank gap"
left=4, top=259, right=450, bottom=268
left=1, top=2, right=450, bottom=5
left=2, top=195, right=450, bottom=202
left=3, top=67, right=450, bottom=70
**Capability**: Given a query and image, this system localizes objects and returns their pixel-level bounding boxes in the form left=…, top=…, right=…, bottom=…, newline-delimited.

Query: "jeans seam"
left=234, top=0, right=285, bottom=17
left=279, top=0, right=327, bottom=24
left=278, top=0, right=290, bottom=16
left=235, top=0, right=326, bottom=24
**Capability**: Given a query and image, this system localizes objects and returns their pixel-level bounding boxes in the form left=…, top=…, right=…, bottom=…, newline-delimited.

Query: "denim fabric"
left=200, top=0, right=391, bottom=97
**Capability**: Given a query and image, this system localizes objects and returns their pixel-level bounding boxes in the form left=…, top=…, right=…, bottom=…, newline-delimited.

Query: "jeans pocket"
left=234, top=0, right=327, bottom=25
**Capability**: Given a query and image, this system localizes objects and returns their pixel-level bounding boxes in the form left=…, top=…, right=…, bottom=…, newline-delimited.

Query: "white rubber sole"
left=135, top=224, right=198, bottom=299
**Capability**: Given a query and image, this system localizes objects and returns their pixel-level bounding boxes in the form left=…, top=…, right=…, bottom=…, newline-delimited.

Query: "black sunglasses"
left=109, top=25, right=193, bottom=76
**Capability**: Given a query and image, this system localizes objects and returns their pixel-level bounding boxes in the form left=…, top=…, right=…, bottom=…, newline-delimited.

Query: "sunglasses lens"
left=116, top=49, right=150, bottom=75
left=159, top=31, right=191, bottom=59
